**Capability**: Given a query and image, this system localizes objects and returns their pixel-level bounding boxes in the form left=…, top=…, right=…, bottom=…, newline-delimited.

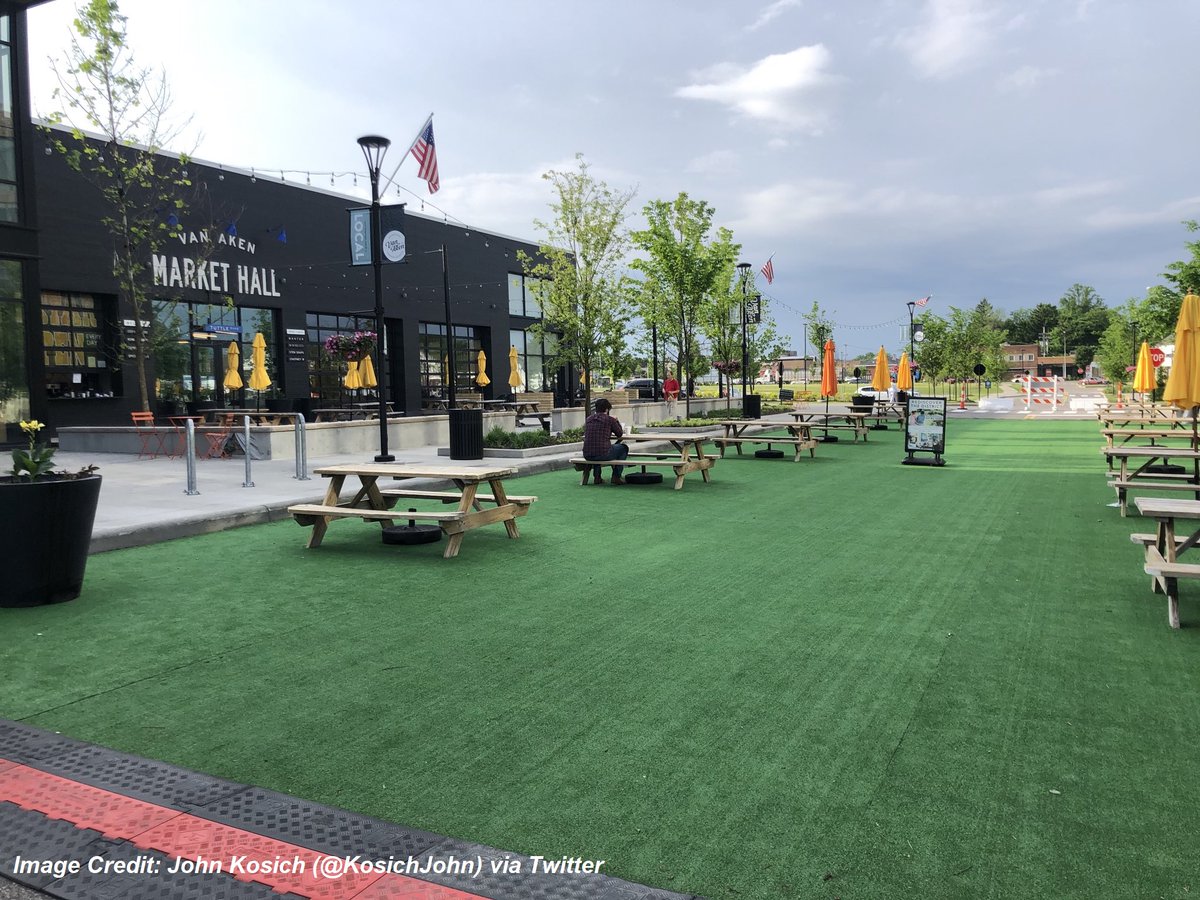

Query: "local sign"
left=1150, top=347, right=1166, bottom=367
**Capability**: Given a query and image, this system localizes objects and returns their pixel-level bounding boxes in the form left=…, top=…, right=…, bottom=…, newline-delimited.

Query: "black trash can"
left=448, top=407, right=484, bottom=460
left=742, top=394, right=762, bottom=419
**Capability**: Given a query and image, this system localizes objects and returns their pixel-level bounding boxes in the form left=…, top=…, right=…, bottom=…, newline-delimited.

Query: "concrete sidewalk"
left=57, top=442, right=580, bottom=554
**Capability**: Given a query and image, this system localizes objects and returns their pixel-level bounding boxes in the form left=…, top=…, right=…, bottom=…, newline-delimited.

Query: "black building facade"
left=0, top=1, right=51, bottom=446
left=20, top=131, right=567, bottom=434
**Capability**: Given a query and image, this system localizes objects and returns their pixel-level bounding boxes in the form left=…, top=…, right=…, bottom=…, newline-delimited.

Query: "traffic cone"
left=1114, top=382, right=1123, bottom=409
left=959, top=386, right=966, bottom=410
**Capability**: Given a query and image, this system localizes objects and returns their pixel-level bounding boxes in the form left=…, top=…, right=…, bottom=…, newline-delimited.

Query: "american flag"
left=915, top=295, right=931, bottom=307
left=760, top=258, right=774, bottom=284
left=409, top=116, right=440, bottom=194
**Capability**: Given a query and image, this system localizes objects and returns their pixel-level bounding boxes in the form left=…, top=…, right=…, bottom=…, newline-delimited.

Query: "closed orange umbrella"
left=871, top=346, right=890, bottom=392
left=1133, top=341, right=1156, bottom=397
left=820, top=339, right=838, bottom=398
left=359, top=353, right=377, bottom=389
left=1164, top=294, right=1200, bottom=410
left=896, top=351, right=913, bottom=391
left=222, top=340, right=243, bottom=390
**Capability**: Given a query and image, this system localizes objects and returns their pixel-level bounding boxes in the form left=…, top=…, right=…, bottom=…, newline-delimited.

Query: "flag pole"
left=380, top=112, right=434, bottom=195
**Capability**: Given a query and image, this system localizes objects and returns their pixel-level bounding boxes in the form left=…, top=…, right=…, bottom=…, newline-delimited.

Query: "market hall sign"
left=151, top=229, right=282, bottom=298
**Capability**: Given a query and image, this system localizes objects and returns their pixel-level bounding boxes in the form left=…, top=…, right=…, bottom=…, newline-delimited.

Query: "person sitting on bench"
left=583, top=397, right=629, bottom=485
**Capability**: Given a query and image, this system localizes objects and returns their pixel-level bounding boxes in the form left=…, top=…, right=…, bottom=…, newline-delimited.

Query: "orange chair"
left=201, top=415, right=234, bottom=459
left=130, top=411, right=170, bottom=459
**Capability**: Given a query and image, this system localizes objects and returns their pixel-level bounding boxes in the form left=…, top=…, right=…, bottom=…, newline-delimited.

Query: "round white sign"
left=382, top=230, right=406, bottom=263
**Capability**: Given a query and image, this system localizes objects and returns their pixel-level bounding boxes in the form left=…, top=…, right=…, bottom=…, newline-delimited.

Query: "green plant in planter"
left=11, top=420, right=56, bottom=480
left=7, top=420, right=97, bottom=482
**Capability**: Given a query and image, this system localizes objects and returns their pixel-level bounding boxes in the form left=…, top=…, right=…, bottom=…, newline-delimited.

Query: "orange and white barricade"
left=1019, top=375, right=1066, bottom=411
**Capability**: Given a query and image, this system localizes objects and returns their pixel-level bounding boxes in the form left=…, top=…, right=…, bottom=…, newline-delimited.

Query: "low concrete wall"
left=59, top=399, right=738, bottom=459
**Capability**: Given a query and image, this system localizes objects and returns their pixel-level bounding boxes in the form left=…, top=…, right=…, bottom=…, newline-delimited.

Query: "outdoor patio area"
left=3, top=418, right=1198, bottom=899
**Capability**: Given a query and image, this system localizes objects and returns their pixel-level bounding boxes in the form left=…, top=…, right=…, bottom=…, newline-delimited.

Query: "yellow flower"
left=19, top=420, right=44, bottom=435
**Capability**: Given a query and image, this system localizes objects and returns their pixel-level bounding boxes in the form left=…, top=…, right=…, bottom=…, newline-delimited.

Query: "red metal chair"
left=130, top=411, right=170, bottom=459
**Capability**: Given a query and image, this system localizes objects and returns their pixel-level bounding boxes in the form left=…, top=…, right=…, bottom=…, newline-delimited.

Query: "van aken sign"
left=151, top=228, right=282, bottom=299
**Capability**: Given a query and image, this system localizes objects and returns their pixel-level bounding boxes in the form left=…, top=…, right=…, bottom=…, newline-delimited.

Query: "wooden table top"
left=622, top=431, right=713, bottom=442
left=1104, top=446, right=1200, bottom=459
left=1134, top=497, right=1200, bottom=519
left=314, top=463, right=519, bottom=481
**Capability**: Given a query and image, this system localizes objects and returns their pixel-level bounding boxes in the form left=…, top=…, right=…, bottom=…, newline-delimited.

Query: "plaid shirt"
left=583, top=412, right=623, bottom=457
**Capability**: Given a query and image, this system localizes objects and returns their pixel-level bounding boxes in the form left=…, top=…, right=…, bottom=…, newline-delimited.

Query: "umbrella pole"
left=819, top=394, right=839, bottom=442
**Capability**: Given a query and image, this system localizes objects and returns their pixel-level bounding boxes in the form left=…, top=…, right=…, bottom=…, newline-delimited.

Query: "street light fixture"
left=736, top=262, right=751, bottom=399
left=357, top=134, right=393, bottom=462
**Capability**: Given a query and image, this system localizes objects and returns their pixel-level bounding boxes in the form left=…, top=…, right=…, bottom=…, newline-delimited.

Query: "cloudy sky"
left=26, top=0, right=1200, bottom=359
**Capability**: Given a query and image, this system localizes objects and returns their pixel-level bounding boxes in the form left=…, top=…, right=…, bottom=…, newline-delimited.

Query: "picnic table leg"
left=306, top=516, right=329, bottom=549
left=442, top=523, right=466, bottom=559
left=672, top=466, right=686, bottom=491
left=489, top=479, right=521, bottom=539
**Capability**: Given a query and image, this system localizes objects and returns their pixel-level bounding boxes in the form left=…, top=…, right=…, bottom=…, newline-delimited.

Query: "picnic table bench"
left=789, top=411, right=870, bottom=441
left=713, top=419, right=817, bottom=462
left=1104, top=446, right=1200, bottom=516
left=569, top=431, right=717, bottom=490
left=1131, top=496, right=1200, bottom=628
left=289, top=463, right=536, bottom=558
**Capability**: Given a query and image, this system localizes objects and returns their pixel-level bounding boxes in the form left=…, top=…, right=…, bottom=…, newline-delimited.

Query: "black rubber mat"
left=0, top=720, right=704, bottom=900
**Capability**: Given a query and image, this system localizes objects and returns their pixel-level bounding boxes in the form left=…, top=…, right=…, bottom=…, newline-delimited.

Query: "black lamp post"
left=736, top=262, right=751, bottom=397
left=907, top=300, right=916, bottom=365
left=357, top=134, right=393, bottom=462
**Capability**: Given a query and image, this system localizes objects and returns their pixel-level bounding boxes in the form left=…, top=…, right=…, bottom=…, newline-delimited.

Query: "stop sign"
left=1150, top=347, right=1166, bottom=367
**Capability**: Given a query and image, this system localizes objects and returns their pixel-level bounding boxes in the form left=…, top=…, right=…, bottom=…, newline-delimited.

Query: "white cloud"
left=998, top=65, right=1057, bottom=92
left=675, top=45, right=834, bottom=130
left=684, top=150, right=739, bottom=175
left=1032, top=180, right=1120, bottom=206
left=1083, top=196, right=1200, bottom=230
left=746, top=0, right=803, bottom=32
left=894, top=0, right=1001, bottom=79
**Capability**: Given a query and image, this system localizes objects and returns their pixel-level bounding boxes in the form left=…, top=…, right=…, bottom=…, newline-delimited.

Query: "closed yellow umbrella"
left=1133, top=341, right=1156, bottom=396
left=248, top=332, right=271, bottom=392
left=359, top=353, right=377, bottom=389
left=476, top=350, right=490, bottom=386
left=580, top=369, right=587, bottom=386
left=871, top=346, right=890, bottom=392
left=896, top=351, right=912, bottom=392
left=508, top=345, right=523, bottom=389
left=343, top=359, right=362, bottom=390
left=222, top=340, right=243, bottom=390
left=1164, top=294, right=1200, bottom=410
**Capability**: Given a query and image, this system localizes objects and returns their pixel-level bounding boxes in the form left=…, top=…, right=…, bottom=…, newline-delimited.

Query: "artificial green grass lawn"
left=4, top=418, right=1199, bottom=898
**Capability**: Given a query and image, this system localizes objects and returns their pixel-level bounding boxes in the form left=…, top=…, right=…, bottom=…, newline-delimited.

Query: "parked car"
left=623, top=378, right=688, bottom=400
left=1081, top=376, right=1109, bottom=385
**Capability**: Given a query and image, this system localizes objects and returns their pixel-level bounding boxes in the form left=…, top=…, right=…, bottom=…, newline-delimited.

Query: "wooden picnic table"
left=1131, top=496, right=1200, bottom=628
left=311, top=407, right=372, bottom=422
left=789, top=410, right=871, bottom=441
left=569, top=431, right=717, bottom=490
left=289, top=463, right=536, bottom=558
left=1104, top=446, right=1200, bottom=516
left=713, top=419, right=817, bottom=462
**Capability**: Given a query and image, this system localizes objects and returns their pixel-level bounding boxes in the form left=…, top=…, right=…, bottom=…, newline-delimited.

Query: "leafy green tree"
left=519, top=154, right=635, bottom=411
left=802, top=302, right=833, bottom=382
left=1004, top=303, right=1059, bottom=344
left=1096, top=302, right=1139, bottom=385
left=630, top=192, right=735, bottom=414
left=1164, top=220, right=1200, bottom=297
left=44, top=0, right=198, bottom=412
left=1052, top=283, right=1111, bottom=372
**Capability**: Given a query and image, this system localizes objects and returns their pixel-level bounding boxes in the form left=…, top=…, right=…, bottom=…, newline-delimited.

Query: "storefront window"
left=507, top=273, right=544, bottom=318
left=419, top=322, right=481, bottom=402
left=0, top=25, right=17, bottom=223
left=40, top=290, right=118, bottom=399
left=305, top=312, right=374, bottom=401
left=0, top=297, right=28, bottom=444
left=150, top=301, right=280, bottom=406
left=509, top=328, right=555, bottom=392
